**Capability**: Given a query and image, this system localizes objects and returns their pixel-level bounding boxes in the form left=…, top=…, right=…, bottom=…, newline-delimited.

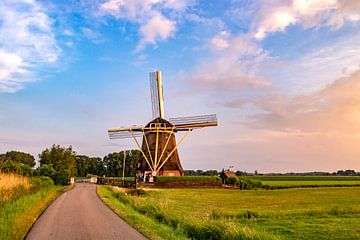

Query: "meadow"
left=246, top=175, right=360, bottom=181
left=98, top=185, right=360, bottom=240
left=245, top=176, right=360, bottom=188
left=0, top=172, right=65, bottom=240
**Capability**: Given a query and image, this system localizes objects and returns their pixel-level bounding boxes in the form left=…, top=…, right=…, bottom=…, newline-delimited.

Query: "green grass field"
left=99, top=186, right=360, bottom=240
left=246, top=176, right=360, bottom=181
left=244, top=176, right=360, bottom=188
left=261, top=180, right=360, bottom=187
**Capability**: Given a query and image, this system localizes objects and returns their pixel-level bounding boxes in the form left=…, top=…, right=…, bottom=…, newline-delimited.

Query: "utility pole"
left=122, top=150, right=127, bottom=182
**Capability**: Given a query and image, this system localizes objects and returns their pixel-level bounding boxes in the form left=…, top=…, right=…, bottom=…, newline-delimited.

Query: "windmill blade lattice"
left=150, top=72, right=160, bottom=119
left=169, top=114, right=218, bottom=129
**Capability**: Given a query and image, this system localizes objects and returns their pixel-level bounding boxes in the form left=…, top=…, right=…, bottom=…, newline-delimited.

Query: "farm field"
left=99, top=186, right=360, bottom=240
left=245, top=176, right=360, bottom=181
left=245, top=176, right=360, bottom=188
left=261, top=180, right=360, bottom=187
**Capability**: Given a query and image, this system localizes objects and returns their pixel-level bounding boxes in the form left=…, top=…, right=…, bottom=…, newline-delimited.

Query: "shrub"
left=29, top=176, right=54, bottom=192
left=155, top=176, right=222, bottom=186
left=20, top=164, right=35, bottom=176
left=0, top=160, right=21, bottom=173
left=238, top=178, right=262, bottom=190
left=52, top=169, right=71, bottom=185
left=37, top=164, right=56, bottom=178
left=127, top=189, right=146, bottom=196
left=225, top=176, right=238, bottom=185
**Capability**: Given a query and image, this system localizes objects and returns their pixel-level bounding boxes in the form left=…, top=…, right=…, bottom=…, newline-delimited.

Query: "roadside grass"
left=98, top=186, right=279, bottom=240
left=98, top=186, right=188, bottom=240
left=99, top=186, right=360, bottom=240
left=0, top=175, right=65, bottom=240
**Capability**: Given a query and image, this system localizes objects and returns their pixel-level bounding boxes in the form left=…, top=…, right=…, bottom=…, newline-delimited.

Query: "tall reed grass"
left=0, top=175, right=62, bottom=240
left=0, top=172, right=30, bottom=202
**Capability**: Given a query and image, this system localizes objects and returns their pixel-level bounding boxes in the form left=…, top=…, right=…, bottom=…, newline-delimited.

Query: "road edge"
left=95, top=185, right=149, bottom=239
left=23, top=184, right=76, bottom=239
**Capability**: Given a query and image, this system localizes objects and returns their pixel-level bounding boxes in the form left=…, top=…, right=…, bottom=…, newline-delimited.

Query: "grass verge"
left=0, top=177, right=66, bottom=240
left=97, top=186, right=279, bottom=240
left=97, top=186, right=188, bottom=240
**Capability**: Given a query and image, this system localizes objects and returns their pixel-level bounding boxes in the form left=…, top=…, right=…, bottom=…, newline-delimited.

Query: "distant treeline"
left=1, top=146, right=359, bottom=186
left=251, top=170, right=360, bottom=176
left=0, top=146, right=141, bottom=185
left=184, top=169, right=360, bottom=176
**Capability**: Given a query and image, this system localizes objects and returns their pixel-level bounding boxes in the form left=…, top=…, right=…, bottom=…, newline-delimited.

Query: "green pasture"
left=262, top=180, right=360, bottom=187
left=245, top=176, right=360, bottom=181
left=99, top=186, right=360, bottom=240
left=244, top=176, right=360, bottom=188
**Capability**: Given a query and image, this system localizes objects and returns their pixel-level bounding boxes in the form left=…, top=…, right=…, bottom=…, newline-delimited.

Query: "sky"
left=0, top=0, right=360, bottom=173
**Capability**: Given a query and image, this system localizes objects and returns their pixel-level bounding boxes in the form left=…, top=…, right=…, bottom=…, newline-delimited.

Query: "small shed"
left=220, top=170, right=237, bottom=184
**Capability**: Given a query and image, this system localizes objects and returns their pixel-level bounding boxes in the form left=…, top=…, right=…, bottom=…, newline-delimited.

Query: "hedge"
left=155, top=176, right=222, bottom=185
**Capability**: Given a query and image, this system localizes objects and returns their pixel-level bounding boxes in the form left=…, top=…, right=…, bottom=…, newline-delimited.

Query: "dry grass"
left=0, top=172, right=30, bottom=202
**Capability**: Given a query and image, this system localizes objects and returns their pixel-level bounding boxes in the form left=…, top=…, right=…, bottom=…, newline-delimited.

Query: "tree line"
left=0, top=145, right=141, bottom=185
left=1, top=145, right=359, bottom=185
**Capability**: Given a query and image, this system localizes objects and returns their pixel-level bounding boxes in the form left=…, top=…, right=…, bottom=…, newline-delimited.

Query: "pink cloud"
left=240, top=70, right=360, bottom=135
left=137, top=13, right=176, bottom=51
left=186, top=33, right=271, bottom=91
left=254, top=0, right=360, bottom=40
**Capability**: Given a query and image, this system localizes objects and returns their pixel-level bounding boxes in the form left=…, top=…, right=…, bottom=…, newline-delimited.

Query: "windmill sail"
left=150, top=71, right=164, bottom=119
left=169, top=114, right=218, bottom=129
left=108, top=126, right=143, bottom=139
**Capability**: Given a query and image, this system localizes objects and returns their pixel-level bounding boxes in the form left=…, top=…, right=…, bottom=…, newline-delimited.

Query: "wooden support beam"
left=130, top=129, right=154, bottom=172
left=157, top=129, right=191, bottom=171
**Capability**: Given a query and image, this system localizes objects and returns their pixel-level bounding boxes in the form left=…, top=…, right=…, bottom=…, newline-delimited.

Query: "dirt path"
left=26, top=183, right=147, bottom=240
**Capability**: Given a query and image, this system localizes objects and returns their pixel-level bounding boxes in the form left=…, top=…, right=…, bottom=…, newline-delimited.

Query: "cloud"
left=0, top=0, right=60, bottom=93
left=261, top=33, right=360, bottom=95
left=254, top=0, right=360, bottom=40
left=210, top=31, right=230, bottom=50
left=99, top=0, right=191, bottom=50
left=137, top=12, right=176, bottom=51
left=81, top=27, right=103, bottom=43
left=192, top=70, right=360, bottom=172
left=186, top=32, right=270, bottom=92
left=242, top=70, right=360, bottom=135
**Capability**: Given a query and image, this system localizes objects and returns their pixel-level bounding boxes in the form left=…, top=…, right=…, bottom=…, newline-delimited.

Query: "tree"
left=0, top=151, right=35, bottom=175
left=75, top=155, right=104, bottom=177
left=39, top=145, right=76, bottom=185
left=0, top=159, right=21, bottom=173
left=102, top=150, right=140, bottom=177
left=103, top=152, right=122, bottom=177
left=37, top=164, right=56, bottom=177
left=88, top=157, right=104, bottom=176
left=0, top=152, right=35, bottom=175
left=75, top=155, right=90, bottom=177
left=4, top=151, right=35, bottom=167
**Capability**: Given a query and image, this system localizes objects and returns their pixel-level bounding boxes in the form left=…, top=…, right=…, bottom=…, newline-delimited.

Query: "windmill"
left=107, top=71, right=217, bottom=182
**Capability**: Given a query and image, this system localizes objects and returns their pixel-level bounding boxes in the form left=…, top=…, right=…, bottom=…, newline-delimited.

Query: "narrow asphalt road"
left=26, top=183, right=147, bottom=240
